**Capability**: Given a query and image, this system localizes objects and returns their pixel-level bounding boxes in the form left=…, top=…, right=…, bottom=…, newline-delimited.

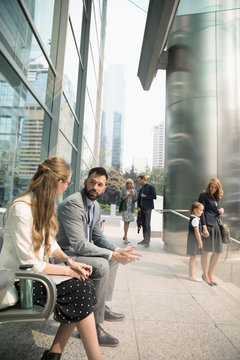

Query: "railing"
left=155, top=208, right=240, bottom=245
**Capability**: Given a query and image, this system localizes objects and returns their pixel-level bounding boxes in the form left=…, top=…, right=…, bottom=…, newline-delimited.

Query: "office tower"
left=99, top=64, right=125, bottom=171
left=153, top=123, right=164, bottom=168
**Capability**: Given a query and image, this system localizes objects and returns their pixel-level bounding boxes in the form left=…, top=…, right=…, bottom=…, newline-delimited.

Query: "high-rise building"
left=99, top=64, right=125, bottom=170
left=0, top=0, right=107, bottom=206
left=152, top=123, right=164, bottom=168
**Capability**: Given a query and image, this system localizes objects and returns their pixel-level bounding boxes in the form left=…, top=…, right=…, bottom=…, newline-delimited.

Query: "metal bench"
left=0, top=228, right=57, bottom=324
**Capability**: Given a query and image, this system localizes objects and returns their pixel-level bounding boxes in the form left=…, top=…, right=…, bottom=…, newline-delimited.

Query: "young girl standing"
left=187, top=202, right=204, bottom=282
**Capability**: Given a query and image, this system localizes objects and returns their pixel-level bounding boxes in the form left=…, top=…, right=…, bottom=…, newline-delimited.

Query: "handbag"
left=0, top=282, right=19, bottom=310
left=217, top=218, right=231, bottom=244
left=119, top=199, right=124, bottom=213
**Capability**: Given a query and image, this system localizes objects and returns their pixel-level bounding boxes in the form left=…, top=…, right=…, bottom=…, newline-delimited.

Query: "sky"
left=103, top=0, right=166, bottom=171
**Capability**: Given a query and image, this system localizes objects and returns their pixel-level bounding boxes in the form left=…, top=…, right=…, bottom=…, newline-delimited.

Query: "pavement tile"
left=135, top=320, right=240, bottom=360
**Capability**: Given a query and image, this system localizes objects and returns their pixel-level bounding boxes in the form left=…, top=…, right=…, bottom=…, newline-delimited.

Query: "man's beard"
left=84, top=186, right=101, bottom=200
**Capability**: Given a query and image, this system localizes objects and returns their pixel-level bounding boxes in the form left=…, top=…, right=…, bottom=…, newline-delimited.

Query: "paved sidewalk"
left=0, top=216, right=240, bottom=360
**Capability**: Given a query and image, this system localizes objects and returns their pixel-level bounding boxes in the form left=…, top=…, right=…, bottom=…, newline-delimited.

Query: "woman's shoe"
left=41, top=350, right=62, bottom=360
left=202, top=275, right=213, bottom=286
left=211, top=281, right=217, bottom=286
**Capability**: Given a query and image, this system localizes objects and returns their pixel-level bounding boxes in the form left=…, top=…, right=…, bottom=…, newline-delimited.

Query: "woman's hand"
left=202, top=225, right=209, bottom=238
left=68, top=260, right=92, bottom=281
left=218, top=208, right=224, bottom=215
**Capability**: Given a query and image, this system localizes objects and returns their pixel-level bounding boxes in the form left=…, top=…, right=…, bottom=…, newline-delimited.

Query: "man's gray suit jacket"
left=57, top=189, right=116, bottom=259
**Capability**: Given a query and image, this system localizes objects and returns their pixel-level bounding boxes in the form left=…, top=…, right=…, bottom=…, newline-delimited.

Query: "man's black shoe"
left=138, top=240, right=146, bottom=245
left=104, top=305, right=125, bottom=322
left=144, top=243, right=150, bottom=248
left=96, top=324, right=119, bottom=347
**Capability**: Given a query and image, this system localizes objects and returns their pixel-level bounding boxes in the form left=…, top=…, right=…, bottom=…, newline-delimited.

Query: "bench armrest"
left=0, top=272, right=57, bottom=324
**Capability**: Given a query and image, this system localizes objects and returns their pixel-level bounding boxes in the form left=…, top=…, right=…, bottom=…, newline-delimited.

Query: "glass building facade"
left=0, top=0, right=107, bottom=206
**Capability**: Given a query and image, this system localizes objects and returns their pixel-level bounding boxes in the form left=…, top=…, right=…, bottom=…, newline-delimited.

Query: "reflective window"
left=56, top=132, right=75, bottom=199
left=0, top=54, right=50, bottom=206
left=81, top=137, right=95, bottom=170
left=69, top=0, right=83, bottom=51
left=86, top=48, right=98, bottom=108
left=22, top=0, right=55, bottom=55
left=90, top=11, right=100, bottom=74
left=60, top=94, right=79, bottom=147
left=83, top=93, right=96, bottom=151
left=62, top=21, right=80, bottom=112
left=94, top=1, right=102, bottom=46
left=0, top=0, right=55, bottom=110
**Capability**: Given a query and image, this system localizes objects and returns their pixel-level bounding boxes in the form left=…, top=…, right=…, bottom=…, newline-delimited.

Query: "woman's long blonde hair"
left=6, top=156, right=71, bottom=259
left=204, top=177, right=224, bottom=201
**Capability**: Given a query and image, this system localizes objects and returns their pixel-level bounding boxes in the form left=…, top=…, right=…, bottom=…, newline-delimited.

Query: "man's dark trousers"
left=141, top=208, right=152, bottom=244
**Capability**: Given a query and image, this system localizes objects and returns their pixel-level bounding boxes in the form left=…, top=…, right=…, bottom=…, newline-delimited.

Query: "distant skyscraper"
left=99, top=64, right=125, bottom=170
left=153, top=123, right=164, bottom=168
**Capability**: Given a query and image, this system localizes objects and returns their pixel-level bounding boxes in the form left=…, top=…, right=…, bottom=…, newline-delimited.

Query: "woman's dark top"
left=198, top=192, right=219, bottom=227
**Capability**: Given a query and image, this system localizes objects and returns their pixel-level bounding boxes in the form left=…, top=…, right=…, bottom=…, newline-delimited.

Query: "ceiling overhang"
left=137, top=0, right=180, bottom=90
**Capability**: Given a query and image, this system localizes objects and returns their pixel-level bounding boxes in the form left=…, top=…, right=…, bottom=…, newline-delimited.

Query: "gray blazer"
left=57, top=189, right=116, bottom=260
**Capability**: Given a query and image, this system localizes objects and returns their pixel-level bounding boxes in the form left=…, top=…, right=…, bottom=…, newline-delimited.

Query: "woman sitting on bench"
left=0, top=156, right=102, bottom=360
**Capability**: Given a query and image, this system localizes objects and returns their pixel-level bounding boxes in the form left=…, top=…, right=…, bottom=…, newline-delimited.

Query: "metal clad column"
left=164, top=12, right=218, bottom=254
left=217, top=9, right=240, bottom=244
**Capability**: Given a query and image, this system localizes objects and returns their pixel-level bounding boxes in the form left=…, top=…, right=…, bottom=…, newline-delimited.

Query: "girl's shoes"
left=188, top=276, right=202, bottom=282
left=202, top=275, right=213, bottom=286
left=41, top=350, right=62, bottom=360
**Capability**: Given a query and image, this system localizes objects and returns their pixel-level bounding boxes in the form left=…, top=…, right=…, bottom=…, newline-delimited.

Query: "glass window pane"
left=62, top=21, right=80, bottom=111
left=22, top=0, right=55, bottom=55
left=0, top=53, right=50, bottom=206
left=60, top=94, right=79, bottom=147
left=56, top=132, right=75, bottom=200
left=69, top=0, right=83, bottom=51
left=86, top=48, right=98, bottom=107
left=81, top=137, right=95, bottom=170
left=83, top=93, right=96, bottom=151
left=0, top=0, right=55, bottom=110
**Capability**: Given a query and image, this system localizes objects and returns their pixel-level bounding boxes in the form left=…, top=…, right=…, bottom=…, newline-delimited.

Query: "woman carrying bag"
left=198, top=177, right=224, bottom=287
left=119, top=179, right=137, bottom=244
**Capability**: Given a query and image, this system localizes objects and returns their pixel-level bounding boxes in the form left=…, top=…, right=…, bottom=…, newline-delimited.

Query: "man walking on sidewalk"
left=137, top=175, right=156, bottom=248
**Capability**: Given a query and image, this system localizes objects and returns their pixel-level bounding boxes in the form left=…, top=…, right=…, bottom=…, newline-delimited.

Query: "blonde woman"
left=0, top=156, right=102, bottom=360
left=198, top=178, right=224, bottom=286
left=120, top=179, right=137, bottom=244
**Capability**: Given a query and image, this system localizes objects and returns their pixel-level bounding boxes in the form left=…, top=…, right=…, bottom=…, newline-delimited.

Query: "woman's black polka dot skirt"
left=33, top=278, right=96, bottom=324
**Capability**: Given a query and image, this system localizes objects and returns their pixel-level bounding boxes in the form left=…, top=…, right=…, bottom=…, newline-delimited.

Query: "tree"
left=100, top=167, right=126, bottom=204
left=148, top=167, right=164, bottom=195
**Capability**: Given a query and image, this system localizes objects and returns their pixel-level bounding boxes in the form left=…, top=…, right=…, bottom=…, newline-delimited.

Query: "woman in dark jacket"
left=198, top=178, right=224, bottom=286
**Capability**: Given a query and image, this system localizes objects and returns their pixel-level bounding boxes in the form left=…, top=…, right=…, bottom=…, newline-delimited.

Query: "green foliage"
left=148, top=167, right=164, bottom=195
left=98, top=166, right=164, bottom=205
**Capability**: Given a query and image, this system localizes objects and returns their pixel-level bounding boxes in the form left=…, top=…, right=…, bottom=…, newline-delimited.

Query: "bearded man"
left=57, top=167, right=141, bottom=347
